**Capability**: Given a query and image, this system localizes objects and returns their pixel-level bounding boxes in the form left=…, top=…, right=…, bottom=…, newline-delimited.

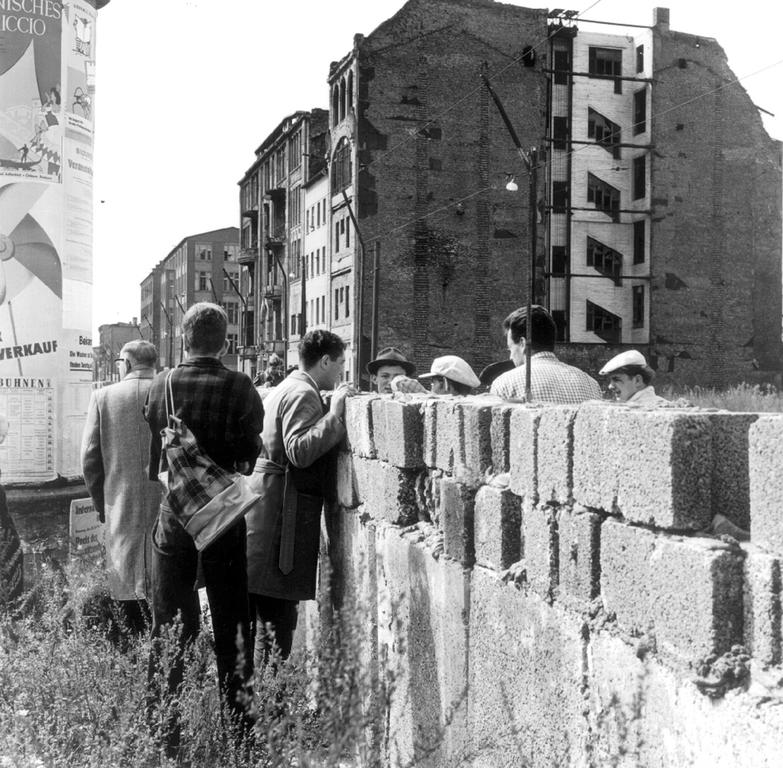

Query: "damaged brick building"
left=241, top=0, right=781, bottom=387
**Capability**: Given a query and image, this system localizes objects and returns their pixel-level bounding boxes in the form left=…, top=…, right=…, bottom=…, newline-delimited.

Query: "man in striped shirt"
left=490, top=305, right=602, bottom=404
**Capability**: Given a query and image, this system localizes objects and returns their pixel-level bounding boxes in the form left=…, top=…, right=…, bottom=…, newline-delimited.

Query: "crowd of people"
left=79, top=301, right=669, bottom=756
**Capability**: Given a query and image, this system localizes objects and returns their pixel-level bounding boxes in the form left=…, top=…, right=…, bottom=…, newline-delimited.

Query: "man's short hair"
left=613, top=364, right=654, bottom=386
left=299, top=329, right=346, bottom=368
left=503, top=305, right=556, bottom=352
left=121, top=340, right=157, bottom=368
left=182, top=302, right=227, bottom=354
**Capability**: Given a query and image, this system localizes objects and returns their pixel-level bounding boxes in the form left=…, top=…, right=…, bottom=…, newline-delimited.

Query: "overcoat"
left=246, top=370, right=345, bottom=601
left=81, top=369, right=162, bottom=600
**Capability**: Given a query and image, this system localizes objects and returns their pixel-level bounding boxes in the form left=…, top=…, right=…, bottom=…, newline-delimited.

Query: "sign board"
left=68, top=496, right=103, bottom=562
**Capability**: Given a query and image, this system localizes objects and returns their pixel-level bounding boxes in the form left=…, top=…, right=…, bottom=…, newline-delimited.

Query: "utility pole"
left=482, top=73, right=540, bottom=402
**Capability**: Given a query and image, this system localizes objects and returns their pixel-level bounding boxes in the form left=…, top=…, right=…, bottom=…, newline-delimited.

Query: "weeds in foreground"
left=0, top=560, right=393, bottom=767
left=662, top=382, right=783, bottom=412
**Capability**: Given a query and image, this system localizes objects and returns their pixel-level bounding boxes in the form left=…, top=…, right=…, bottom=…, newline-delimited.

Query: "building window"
left=586, top=300, right=622, bottom=343
left=633, top=220, right=645, bottom=264
left=290, top=130, right=302, bottom=171
left=553, top=49, right=569, bottom=85
left=198, top=271, right=208, bottom=291
left=345, top=285, right=350, bottom=318
left=552, top=310, right=567, bottom=342
left=586, top=237, right=623, bottom=285
left=332, top=85, right=339, bottom=126
left=588, top=108, right=621, bottom=159
left=290, top=186, right=301, bottom=226
left=551, top=246, right=568, bottom=275
left=632, top=156, right=646, bottom=200
left=636, top=45, right=644, bottom=73
left=331, top=137, right=352, bottom=194
left=346, top=219, right=350, bottom=248
left=632, top=285, right=645, bottom=328
left=199, top=248, right=211, bottom=261
left=334, top=288, right=339, bottom=320
left=587, top=173, right=620, bottom=220
left=275, top=148, right=286, bottom=183
left=335, top=222, right=340, bottom=252
left=588, top=46, right=622, bottom=92
left=633, top=88, right=646, bottom=135
left=552, top=181, right=569, bottom=214
left=227, top=333, right=238, bottom=354
left=347, top=70, right=354, bottom=112
left=553, top=116, right=568, bottom=151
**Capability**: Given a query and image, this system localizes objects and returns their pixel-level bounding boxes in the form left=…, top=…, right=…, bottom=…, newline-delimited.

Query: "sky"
left=91, top=0, right=783, bottom=337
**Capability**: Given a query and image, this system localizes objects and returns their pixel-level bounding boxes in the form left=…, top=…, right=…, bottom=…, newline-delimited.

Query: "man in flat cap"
left=392, top=354, right=481, bottom=396
left=366, top=346, right=415, bottom=394
left=491, top=305, right=601, bottom=403
left=599, top=350, right=667, bottom=405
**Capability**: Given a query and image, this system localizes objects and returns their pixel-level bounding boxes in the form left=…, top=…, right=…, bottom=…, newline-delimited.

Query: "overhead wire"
left=360, top=0, right=604, bottom=175
left=363, top=53, right=782, bottom=245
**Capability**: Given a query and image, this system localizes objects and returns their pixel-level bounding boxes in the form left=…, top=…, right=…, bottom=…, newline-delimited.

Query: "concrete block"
left=490, top=404, right=514, bottom=475
left=743, top=546, right=781, bottom=668
left=473, top=485, right=522, bottom=571
left=600, top=518, right=656, bottom=633
left=522, top=503, right=558, bottom=601
left=351, top=455, right=373, bottom=508
left=557, top=505, right=601, bottom=605
left=440, top=477, right=475, bottom=566
left=381, top=398, right=424, bottom=469
left=537, top=406, right=578, bottom=505
left=709, top=412, right=757, bottom=531
left=432, top=398, right=460, bottom=472
left=422, top=398, right=438, bottom=468
left=749, top=414, right=783, bottom=555
left=573, top=403, right=614, bottom=511
left=358, top=459, right=419, bottom=526
left=336, top=451, right=360, bottom=509
left=468, top=566, right=587, bottom=767
left=345, top=395, right=378, bottom=458
left=602, top=520, right=744, bottom=666
left=575, top=404, right=714, bottom=529
left=375, top=525, right=470, bottom=767
left=454, top=398, right=494, bottom=487
left=508, top=406, right=541, bottom=501
left=370, top=398, right=388, bottom=461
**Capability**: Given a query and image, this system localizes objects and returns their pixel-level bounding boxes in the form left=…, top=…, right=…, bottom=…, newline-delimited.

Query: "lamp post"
left=482, top=74, right=539, bottom=402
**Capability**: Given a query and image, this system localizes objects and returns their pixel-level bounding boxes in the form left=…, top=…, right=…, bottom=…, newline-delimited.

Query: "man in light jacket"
left=246, top=329, right=354, bottom=664
left=81, top=340, right=161, bottom=633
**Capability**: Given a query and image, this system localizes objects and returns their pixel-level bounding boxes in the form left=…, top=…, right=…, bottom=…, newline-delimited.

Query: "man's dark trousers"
left=148, top=507, right=252, bottom=748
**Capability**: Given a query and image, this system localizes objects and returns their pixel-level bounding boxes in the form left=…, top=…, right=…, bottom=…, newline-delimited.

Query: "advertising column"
left=0, top=0, right=104, bottom=483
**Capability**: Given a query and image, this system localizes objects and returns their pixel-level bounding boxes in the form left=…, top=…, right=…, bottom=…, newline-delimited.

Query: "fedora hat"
left=366, top=346, right=415, bottom=377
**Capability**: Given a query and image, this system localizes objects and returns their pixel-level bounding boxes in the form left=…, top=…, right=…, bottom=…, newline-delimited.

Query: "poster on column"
left=1, top=3, right=63, bottom=483
left=58, top=0, right=97, bottom=477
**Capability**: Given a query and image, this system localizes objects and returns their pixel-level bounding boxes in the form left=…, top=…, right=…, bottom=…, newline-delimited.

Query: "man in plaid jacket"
left=490, top=305, right=602, bottom=403
left=144, top=302, right=263, bottom=754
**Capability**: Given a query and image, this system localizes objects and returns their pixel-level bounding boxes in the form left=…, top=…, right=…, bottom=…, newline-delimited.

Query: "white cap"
left=419, top=355, right=480, bottom=388
left=599, top=350, right=653, bottom=376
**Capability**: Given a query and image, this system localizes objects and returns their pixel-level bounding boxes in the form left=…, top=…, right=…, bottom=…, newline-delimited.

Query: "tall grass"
left=0, top=560, right=392, bottom=768
left=661, top=382, right=783, bottom=412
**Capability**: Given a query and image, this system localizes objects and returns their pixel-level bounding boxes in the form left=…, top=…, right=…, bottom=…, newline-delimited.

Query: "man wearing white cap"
left=599, top=350, right=667, bottom=405
left=393, top=354, right=481, bottom=395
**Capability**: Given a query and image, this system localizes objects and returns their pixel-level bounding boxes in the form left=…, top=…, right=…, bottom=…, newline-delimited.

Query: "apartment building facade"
left=138, top=227, right=241, bottom=370
left=237, top=110, right=329, bottom=379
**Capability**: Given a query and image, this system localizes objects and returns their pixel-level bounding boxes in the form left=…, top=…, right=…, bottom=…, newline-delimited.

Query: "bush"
left=662, top=382, right=783, bottom=412
left=0, top=560, right=394, bottom=768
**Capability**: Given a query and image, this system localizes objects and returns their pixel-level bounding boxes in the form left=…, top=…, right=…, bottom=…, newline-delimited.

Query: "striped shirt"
left=490, top=351, right=602, bottom=404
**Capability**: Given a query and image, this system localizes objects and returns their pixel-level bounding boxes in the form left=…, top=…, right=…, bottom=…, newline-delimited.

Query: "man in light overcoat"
left=81, top=340, right=161, bottom=632
left=246, top=329, right=354, bottom=664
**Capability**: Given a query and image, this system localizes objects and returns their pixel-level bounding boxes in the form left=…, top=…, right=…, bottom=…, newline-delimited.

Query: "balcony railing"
left=238, top=247, right=258, bottom=265
left=263, top=283, right=282, bottom=298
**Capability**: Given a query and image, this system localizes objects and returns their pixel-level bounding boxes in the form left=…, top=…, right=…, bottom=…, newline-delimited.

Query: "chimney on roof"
left=653, top=7, right=670, bottom=31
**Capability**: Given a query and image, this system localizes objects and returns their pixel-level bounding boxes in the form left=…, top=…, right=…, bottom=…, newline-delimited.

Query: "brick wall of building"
left=649, top=25, right=782, bottom=385
left=355, top=0, right=549, bottom=377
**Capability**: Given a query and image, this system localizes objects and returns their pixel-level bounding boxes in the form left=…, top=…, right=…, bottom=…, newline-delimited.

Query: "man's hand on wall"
left=330, top=383, right=357, bottom=419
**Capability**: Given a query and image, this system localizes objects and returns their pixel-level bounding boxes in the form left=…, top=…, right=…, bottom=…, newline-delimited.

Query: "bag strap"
left=165, top=368, right=175, bottom=422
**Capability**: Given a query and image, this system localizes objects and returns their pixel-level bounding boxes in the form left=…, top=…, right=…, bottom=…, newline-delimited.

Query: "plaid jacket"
left=145, top=357, right=263, bottom=480
left=490, top=351, right=602, bottom=404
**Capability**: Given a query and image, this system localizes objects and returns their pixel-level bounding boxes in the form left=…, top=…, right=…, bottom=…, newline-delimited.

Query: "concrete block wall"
left=322, top=394, right=783, bottom=767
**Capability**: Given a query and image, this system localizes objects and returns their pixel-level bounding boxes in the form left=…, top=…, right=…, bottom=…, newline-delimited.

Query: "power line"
left=364, top=53, right=782, bottom=245
left=361, top=0, right=602, bottom=175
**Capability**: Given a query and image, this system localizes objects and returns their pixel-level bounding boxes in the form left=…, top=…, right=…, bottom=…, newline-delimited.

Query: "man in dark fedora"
left=366, top=346, right=415, bottom=394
